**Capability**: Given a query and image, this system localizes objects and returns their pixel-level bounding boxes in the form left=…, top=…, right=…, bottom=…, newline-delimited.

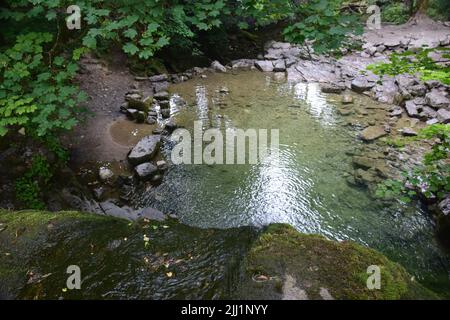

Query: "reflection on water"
left=132, top=71, right=449, bottom=294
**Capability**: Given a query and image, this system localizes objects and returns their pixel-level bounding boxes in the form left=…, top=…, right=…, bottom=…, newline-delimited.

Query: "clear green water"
left=132, top=71, right=450, bottom=294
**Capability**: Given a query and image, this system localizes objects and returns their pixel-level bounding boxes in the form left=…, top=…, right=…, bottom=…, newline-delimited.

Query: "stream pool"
left=131, top=71, right=450, bottom=294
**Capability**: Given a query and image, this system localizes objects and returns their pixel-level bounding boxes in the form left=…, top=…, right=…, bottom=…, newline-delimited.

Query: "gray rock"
left=134, top=162, right=158, bottom=180
left=152, top=81, right=169, bottom=94
left=273, top=60, right=286, bottom=72
left=128, top=135, right=161, bottom=166
left=231, top=59, right=255, bottom=70
left=375, top=78, right=402, bottom=104
left=255, top=60, right=274, bottom=72
left=342, top=95, right=354, bottom=104
left=156, top=160, right=168, bottom=171
left=390, top=107, right=403, bottom=116
left=149, top=74, right=168, bottom=82
left=211, top=60, right=227, bottom=73
left=426, top=89, right=450, bottom=108
left=437, top=108, right=450, bottom=123
left=396, top=74, right=417, bottom=88
left=426, top=118, right=439, bottom=125
left=100, top=201, right=133, bottom=220
left=134, top=207, right=166, bottom=221
left=99, top=167, right=114, bottom=181
left=154, top=91, right=169, bottom=101
left=419, top=106, right=437, bottom=120
left=360, top=126, right=388, bottom=141
left=351, top=76, right=375, bottom=93
left=405, top=100, right=419, bottom=117
left=401, top=127, right=418, bottom=136
left=146, top=116, right=157, bottom=125
left=407, top=84, right=427, bottom=97
left=438, top=197, right=450, bottom=216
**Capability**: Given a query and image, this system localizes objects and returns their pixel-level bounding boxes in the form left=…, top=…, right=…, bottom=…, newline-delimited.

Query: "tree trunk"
left=408, top=0, right=431, bottom=24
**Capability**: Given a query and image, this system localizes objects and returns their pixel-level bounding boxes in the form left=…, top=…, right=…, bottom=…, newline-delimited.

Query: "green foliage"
left=381, top=2, right=409, bottom=24
left=368, top=47, right=450, bottom=85
left=427, top=0, right=450, bottom=21
left=376, top=124, right=450, bottom=203
left=283, top=0, right=363, bottom=54
left=0, top=32, right=87, bottom=138
left=15, top=155, right=53, bottom=209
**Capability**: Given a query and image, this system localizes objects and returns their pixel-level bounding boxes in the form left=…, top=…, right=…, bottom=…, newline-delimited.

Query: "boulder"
left=128, top=135, right=161, bottom=166
left=255, top=60, right=274, bottom=72
left=360, top=126, right=388, bottom=141
left=426, top=89, right=450, bottom=109
left=134, top=162, right=158, bottom=181
left=211, top=60, right=227, bottom=73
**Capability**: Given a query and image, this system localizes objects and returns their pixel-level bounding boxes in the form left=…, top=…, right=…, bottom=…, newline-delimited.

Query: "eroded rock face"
left=360, top=126, right=388, bottom=141
left=128, top=135, right=161, bottom=166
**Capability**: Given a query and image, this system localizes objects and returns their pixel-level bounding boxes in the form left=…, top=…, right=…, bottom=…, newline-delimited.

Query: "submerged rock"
left=321, top=83, right=345, bottom=94
left=360, top=126, right=388, bottom=141
left=128, top=135, right=161, bottom=166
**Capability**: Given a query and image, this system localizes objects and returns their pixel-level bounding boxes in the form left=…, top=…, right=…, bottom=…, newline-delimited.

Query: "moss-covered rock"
left=235, top=224, right=439, bottom=300
left=0, top=211, right=440, bottom=300
left=0, top=210, right=130, bottom=299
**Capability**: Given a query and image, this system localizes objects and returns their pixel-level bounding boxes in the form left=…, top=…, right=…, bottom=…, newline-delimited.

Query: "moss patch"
left=235, top=224, right=440, bottom=300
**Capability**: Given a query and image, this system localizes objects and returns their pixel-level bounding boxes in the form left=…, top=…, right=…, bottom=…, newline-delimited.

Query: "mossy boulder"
left=235, top=224, right=439, bottom=300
